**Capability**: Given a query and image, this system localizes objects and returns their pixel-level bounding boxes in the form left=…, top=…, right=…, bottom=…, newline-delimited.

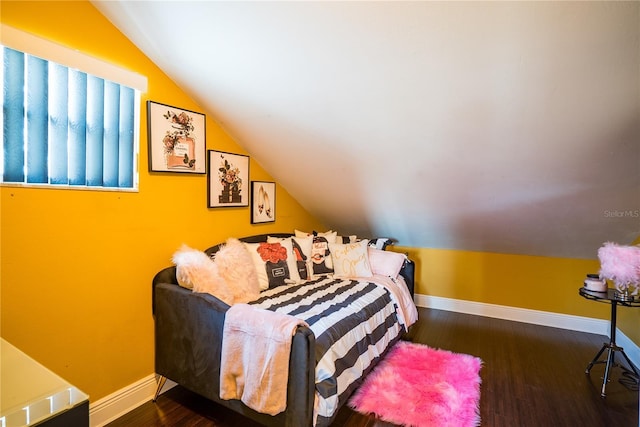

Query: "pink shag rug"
left=348, top=341, right=482, bottom=427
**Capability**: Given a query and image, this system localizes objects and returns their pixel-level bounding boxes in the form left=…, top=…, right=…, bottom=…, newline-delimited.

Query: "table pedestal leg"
left=584, top=301, right=640, bottom=397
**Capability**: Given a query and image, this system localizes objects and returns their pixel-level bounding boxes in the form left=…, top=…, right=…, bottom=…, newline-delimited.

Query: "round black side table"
left=579, top=287, right=640, bottom=398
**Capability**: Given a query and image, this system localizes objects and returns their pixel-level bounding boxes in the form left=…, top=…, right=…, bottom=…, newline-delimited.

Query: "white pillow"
left=367, top=247, right=406, bottom=279
left=329, top=240, right=373, bottom=278
left=244, top=239, right=298, bottom=289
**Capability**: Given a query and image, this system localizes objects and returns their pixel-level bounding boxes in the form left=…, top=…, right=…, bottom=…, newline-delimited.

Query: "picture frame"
left=251, top=181, right=276, bottom=224
left=147, top=101, right=206, bottom=173
left=208, top=150, right=250, bottom=208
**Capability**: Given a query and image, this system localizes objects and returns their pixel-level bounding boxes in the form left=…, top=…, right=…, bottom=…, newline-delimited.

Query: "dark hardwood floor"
left=107, top=307, right=639, bottom=426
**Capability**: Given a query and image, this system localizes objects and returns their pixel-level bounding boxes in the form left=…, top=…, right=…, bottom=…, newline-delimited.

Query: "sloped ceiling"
left=92, top=1, right=639, bottom=259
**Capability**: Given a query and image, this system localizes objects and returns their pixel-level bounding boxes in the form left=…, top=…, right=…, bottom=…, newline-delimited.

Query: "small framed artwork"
left=208, top=150, right=250, bottom=208
left=147, top=101, right=206, bottom=173
left=251, top=181, right=276, bottom=223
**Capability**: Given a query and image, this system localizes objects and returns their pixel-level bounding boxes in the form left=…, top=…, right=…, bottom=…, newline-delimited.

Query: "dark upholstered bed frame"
left=151, top=233, right=415, bottom=427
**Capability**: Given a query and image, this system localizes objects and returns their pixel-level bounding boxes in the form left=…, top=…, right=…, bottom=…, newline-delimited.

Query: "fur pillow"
left=214, top=238, right=261, bottom=303
left=172, top=245, right=234, bottom=305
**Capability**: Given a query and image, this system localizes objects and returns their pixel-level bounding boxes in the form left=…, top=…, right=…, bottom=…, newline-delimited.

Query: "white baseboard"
left=618, top=332, right=640, bottom=372
left=88, top=295, right=639, bottom=426
left=414, top=293, right=640, bottom=370
left=89, top=374, right=176, bottom=427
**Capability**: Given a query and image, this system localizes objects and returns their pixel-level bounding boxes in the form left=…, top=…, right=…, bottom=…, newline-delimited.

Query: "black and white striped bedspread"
left=250, top=276, right=404, bottom=426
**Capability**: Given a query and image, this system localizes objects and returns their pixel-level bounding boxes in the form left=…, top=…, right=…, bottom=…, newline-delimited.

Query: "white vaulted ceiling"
left=92, top=1, right=639, bottom=259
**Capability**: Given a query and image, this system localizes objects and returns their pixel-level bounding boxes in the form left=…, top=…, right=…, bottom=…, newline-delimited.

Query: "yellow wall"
left=0, top=0, right=324, bottom=402
left=393, top=242, right=640, bottom=345
left=397, top=246, right=606, bottom=315
left=395, top=245, right=638, bottom=347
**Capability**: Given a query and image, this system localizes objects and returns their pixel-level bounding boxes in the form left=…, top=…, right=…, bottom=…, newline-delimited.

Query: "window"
left=0, top=26, right=146, bottom=191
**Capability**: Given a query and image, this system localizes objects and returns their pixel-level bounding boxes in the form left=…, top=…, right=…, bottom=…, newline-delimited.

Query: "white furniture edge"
left=88, top=293, right=640, bottom=427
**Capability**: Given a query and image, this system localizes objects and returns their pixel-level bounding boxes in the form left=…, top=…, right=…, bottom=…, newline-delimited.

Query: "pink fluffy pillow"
left=214, top=238, right=261, bottom=303
left=172, top=245, right=234, bottom=305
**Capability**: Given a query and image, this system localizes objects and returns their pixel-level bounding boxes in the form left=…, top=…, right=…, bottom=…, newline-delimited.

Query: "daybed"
left=151, top=232, right=417, bottom=427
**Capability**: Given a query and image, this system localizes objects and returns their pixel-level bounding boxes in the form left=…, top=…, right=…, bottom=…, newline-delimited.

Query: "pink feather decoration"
left=597, top=242, right=640, bottom=288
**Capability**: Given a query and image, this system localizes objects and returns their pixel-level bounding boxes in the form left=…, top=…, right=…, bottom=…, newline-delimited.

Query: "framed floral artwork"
left=251, top=181, right=276, bottom=223
left=208, top=150, right=250, bottom=208
left=147, top=101, right=206, bottom=173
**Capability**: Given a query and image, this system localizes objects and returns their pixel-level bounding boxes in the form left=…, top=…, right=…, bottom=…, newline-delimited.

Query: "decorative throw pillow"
left=214, top=238, right=261, bottom=303
left=267, top=236, right=312, bottom=281
left=329, top=240, right=373, bottom=278
left=293, top=229, right=339, bottom=277
left=294, top=229, right=314, bottom=239
left=368, top=238, right=392, bottom=250
left=294, top=229, right=337, bottom=240
left=292, top=236, right=313, bottom=280
left=172, top=244, right=234, bottom=305
left=367, top=247, right=407, bottom=279
left=310, top=233, right=338, bottom=277
left=335, top=234, right=359, bottom=244
left=244, top=239, right=297, bottom=289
